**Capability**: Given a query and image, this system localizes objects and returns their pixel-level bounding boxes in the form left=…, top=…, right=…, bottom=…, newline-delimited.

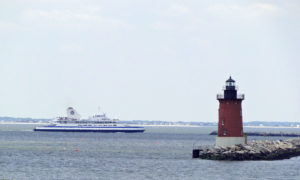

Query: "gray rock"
left=193, top=138, right=300, bottom=161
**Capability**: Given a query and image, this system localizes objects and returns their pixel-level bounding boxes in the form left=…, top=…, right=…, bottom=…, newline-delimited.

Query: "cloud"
left=255, top=3, right=279, bottom=12
left=207, top=3, right=280, bottom=20
left=152, top=21, right=171, bottom=31
left=165, top=3, right=189, bottom=17
left=0, top=21, right=19, bottom=32
left=22, top=7, right=100, bottom=22
left=21, top=7, right=132, bottom=29
left=151, top=3, right=189, bottom=31
left=59, top=44, right=83, bottom=53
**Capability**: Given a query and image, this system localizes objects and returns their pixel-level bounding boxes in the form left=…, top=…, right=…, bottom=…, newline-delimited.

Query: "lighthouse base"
left=216, top=137, right=246, bottom=147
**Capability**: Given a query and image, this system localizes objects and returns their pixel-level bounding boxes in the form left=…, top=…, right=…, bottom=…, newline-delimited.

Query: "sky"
left=0, top=0, right=299, bottom=122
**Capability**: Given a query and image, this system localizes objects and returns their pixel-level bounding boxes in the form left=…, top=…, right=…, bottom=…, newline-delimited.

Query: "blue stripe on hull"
left=43, top=126, right=144, bottom=128
left=34, top=129, right=145, bottom=133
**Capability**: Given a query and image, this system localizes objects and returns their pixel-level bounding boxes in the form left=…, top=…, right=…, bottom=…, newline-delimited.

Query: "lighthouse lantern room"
left=216, top=76, right=246, bottom=147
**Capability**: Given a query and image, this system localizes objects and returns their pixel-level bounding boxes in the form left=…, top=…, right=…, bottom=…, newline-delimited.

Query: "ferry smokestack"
left=67, top=107, right=81, bottom=120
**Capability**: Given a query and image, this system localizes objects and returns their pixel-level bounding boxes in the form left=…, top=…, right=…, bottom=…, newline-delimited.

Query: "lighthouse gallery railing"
left=217, top=94, right=245, bottom=100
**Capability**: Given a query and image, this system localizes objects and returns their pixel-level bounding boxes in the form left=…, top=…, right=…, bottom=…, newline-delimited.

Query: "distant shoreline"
left=0, top=122, right=300, bottom=128
left=0, top=122, right=48, bottom=125
left=244, top=125, right=300, bottom=129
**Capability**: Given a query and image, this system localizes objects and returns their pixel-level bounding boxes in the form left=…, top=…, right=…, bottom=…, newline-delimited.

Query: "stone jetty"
left=209, top=131, right=300, bottom=137
left=193, top=138, right=300, bottom=160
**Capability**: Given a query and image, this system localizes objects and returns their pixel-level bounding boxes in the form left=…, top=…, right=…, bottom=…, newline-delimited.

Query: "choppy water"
left=0, top=124, right=300, bottom=180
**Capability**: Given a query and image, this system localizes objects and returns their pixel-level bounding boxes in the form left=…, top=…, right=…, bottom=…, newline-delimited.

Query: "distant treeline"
left=0, top=117, right=50, bottom=123
left=0, top=117, right=300, bottom=127
left=123, top=120, right=300, bottom=127
left=122, top=120, right=218, bottom=126
left=243, top=121, right=300, bottom=127
left=209, top=131, right=300, bottom=137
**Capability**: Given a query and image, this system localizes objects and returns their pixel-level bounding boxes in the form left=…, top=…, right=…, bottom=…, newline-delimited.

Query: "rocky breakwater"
left=193, top=138, right=300, bottom=160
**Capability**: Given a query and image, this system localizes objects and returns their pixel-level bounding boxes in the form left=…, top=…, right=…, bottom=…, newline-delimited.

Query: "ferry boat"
left=34, top=107, right=145, bottom=133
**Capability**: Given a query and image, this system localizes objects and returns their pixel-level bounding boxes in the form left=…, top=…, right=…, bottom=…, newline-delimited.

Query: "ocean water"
left=0, top=124, right=300, bottom=180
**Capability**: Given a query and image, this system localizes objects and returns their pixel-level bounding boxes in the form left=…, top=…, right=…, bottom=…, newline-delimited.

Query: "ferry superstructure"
left=34, top=107, right=145, bottom=133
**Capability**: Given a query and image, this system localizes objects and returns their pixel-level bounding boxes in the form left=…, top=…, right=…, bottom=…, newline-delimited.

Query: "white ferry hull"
left=34, top=107, right=145, bottom=133
left=34, top=126, right=145, bottom=133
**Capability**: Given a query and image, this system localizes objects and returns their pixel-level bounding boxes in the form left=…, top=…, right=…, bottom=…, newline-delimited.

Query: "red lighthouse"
left=216, top=76, right=246, bottom=147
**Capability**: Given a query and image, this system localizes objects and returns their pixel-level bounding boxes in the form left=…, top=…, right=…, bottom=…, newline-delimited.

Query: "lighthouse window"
left=222, top=119, right=224, bottom=126
left=223, top=129, right=227, bottom=136
left=226, top=82, right=235, bottom=86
